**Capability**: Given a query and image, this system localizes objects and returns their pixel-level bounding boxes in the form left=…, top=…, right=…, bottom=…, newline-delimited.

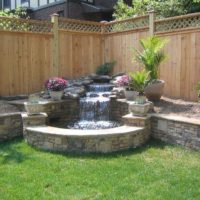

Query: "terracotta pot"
left=144, top=80, right=165, bottom=101
left=49, top=90, right=63, bottom=101
left=129, top=101, right=151, bottom=117
left=124, top=90, right=138, bottom=101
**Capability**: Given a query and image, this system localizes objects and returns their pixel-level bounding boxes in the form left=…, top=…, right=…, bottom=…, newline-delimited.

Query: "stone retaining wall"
left=110, top=97, right=129, bottom=122
left=151, top=114, right=200, bottom=151
left=26, top=126, right=148, bottom=153
left=0, top=113, right=23, bottom=142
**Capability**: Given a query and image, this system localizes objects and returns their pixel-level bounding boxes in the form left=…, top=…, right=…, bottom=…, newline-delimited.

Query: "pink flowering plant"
left=45, top=77, right=68, bottom=91
left=116, top=75, right=135, bottom=91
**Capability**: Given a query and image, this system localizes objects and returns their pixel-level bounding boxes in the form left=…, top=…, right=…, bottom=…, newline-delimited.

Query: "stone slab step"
left=122, top=114, right=151, bottom=128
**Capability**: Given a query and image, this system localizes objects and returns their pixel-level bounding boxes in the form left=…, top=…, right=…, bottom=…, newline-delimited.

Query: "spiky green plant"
left=96, top=61, right=116, bottom=75
left=129, top=70, right=150, bottom=94
left=134, top=36, right=168, bottom=81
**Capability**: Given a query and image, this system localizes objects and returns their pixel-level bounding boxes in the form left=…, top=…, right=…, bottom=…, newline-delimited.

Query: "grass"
left=0, top=139, right=200, bottom=200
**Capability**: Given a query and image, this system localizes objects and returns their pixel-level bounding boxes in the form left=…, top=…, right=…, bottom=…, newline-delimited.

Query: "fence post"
left=51, top=13, right=59, bottom=77
left=100, top=21, right=107, bottom=64
left=148, top=10, right=156, bottom=36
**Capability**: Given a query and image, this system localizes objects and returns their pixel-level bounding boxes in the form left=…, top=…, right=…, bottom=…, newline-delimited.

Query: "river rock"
left=64, top=86, right=86, bottom=97
left=112, top=87, right=125, bottom=99
left=81, top=79, right=93, bottom=86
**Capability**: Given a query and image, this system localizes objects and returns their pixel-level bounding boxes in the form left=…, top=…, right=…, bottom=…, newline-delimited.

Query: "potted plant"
left=134, top=36, right=168, bottom=101
left=116, top=74, right=138, bottom=101
left=45, top=77, right=68, bottom=101
left=128, top=70, right=152, bottom=116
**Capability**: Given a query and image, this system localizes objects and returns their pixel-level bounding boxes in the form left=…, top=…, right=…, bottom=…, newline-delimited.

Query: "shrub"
left=96, top=61, right=116, bottom=75
left=45, top=77, right=68, bottom=91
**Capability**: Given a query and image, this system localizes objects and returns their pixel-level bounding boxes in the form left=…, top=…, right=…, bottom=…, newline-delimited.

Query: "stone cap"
left=26, top=125, right=144, bottom=137
left=150, top=113, right=200, bottom=126
left=21, top=112, right=48, bottom=119
left=123, top=113, right=151, bottom=120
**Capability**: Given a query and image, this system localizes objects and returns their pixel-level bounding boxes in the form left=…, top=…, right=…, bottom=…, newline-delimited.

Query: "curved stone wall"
left=25, top=125, right=149, bottom=153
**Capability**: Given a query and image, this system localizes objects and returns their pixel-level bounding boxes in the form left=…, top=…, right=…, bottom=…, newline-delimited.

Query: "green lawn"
left=0, top=139, right=200, bottom=200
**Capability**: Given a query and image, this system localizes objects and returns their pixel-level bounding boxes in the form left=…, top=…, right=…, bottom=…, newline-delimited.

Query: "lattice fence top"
left=0, top=17, right=53, bottom=33
left=58, top=18, right=102, bottom=33
left=155, top=13, right=200, bottom=33
left=105, top=15, right=149, bottom=33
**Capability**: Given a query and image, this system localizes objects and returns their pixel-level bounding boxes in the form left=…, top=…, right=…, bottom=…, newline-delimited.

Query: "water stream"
left=68, top=84, right=120, bottom=130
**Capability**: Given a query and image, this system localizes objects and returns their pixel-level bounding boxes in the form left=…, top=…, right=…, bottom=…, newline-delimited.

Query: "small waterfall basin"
left=53, top=83, right=121, bottom=130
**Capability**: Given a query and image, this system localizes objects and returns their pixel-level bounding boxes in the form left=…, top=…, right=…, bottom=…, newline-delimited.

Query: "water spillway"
left=68, top=84, right=120, bottom=130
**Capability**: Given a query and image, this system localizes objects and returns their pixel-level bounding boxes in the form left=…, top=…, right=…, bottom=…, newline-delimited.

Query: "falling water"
left=68, top=84, right=120, bottom=130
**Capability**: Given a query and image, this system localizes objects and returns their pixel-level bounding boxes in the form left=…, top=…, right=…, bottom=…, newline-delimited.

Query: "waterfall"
left=68, top=84, right=120, bottom=130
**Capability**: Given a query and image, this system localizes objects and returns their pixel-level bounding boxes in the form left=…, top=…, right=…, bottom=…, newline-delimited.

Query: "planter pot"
left=49, top=91, right=63, bottom=101
left=25, top=102, right=43, bottom=115
left=135, top=95, right=146, bottom=104
left=124, top=90, right=138, bottom=101
left=129, top=101, right=151, bottom=116
left=145, top=80, right=165, bottom=101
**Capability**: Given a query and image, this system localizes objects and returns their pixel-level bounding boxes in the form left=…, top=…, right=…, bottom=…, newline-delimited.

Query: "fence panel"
left=59, top=30, right=103, bottom=78
left=0, top=14, right=200, bottom=101
left=0, top=31, right=53, bottom=95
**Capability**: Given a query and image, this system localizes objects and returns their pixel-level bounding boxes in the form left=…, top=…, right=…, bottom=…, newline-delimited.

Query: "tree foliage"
left=0, top=7, right=29, bottom=19
left=113, top=0, right=200, bottom=20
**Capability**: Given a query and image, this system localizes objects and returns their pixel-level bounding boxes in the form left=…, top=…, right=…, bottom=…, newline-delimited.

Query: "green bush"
left=96, top=61, right=116, bottom=76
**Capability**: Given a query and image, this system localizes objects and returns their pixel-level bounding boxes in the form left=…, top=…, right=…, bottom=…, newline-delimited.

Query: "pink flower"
left=116, top=75, right=130, bottom=87
left=45, top=77, right=68, bottom=91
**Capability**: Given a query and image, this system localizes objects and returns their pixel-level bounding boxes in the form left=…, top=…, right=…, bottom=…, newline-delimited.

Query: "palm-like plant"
left=134, top=36, right=168, bottom=81
left=129, top=70, right=150, bottom=95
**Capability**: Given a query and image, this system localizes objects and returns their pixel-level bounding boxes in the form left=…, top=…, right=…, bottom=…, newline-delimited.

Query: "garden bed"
left=153, top=97, right=200, bottom=119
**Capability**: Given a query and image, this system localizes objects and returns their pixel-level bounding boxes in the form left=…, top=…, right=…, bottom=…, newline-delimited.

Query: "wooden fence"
left=0, top=12, right=200, bottom=101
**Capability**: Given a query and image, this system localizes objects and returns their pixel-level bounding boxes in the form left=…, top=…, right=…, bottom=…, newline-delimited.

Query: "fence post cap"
left=100, top=20, right=107, bottom=24
left=148, top=10, right=156, bottom=14
left=51, top=13, right=59, bottom=17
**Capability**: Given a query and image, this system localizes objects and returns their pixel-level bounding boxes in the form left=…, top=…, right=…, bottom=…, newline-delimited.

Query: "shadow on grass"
left=0, top=138, right=30, bottom=165
left=0, top=138, right=176, bottom=163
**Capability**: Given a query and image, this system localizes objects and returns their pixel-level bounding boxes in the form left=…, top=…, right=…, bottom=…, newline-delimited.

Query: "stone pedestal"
left=22, top=113, right=48, bottom=140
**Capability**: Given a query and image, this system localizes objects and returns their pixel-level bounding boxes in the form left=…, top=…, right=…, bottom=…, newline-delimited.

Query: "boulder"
left=64, top=86, right=86, bottom=97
